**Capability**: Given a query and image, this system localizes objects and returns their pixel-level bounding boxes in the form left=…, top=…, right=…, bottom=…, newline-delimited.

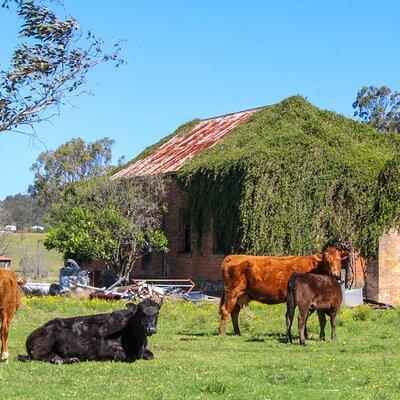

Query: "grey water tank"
left=343, top=288, right=363, bottom=307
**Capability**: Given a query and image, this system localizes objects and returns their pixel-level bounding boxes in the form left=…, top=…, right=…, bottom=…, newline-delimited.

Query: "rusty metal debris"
left=20, top=259, right=218, bottom=303
left=70, top=278, right=219, bottom=303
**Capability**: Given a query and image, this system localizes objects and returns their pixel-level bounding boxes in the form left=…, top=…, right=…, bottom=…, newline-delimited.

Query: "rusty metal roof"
left=112, top=108, right=258, bottom=178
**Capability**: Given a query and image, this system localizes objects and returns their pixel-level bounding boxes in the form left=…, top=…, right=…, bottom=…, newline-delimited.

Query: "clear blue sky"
left=0, top=0, right=399, bottom=199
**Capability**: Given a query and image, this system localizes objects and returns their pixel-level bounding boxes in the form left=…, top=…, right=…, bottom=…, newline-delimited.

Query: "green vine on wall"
left=177, top=96, right=400, bottom=257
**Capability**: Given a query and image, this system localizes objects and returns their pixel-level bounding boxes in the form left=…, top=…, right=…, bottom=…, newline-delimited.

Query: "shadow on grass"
left=245, top=332, right=289, bottom=344
left=177, top=331, right=236, bottom=338
left=178, top=331, right=312, bottom=344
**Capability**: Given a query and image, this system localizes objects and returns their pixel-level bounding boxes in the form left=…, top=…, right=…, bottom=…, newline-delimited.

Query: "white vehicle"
left=30, top=225, right=44, bottom=232
left=3, top=225, right=17, bottom=232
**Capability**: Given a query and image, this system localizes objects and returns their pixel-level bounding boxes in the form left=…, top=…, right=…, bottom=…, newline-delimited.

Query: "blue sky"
left=0, top=0, right=399, bottom=199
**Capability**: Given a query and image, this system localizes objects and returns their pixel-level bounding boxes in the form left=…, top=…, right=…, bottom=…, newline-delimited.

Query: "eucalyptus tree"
left=1, top=0, right=123, bottom=136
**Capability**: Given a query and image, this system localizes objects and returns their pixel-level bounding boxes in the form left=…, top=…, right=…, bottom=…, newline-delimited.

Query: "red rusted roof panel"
left=113, top=109, right=256, bottom=178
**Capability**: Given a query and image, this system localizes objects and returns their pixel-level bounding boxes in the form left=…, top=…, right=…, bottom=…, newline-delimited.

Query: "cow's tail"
left=287, top=273, right=298, bottom=317
left=219, top=287, right=225, bottom=314
left=17, top=354, right=30, bottom=362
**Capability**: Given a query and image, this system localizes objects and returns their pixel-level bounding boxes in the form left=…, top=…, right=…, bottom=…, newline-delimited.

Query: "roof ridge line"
left=200, top=105, right=265, bottom=121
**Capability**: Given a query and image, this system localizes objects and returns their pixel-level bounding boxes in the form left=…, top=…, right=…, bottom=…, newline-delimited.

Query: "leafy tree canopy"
left=353, top=86, right=400, bottom=132
left=44, top=175, right=169, bottom=283
left=29, top=137, right=115, bottom=210
left=0, top=0, right=123, bottom=135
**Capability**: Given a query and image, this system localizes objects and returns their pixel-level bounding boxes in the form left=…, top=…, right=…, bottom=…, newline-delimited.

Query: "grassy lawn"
left=5, top=233, right=63, bottom=280
left=0, top=297, right=399, bottom=399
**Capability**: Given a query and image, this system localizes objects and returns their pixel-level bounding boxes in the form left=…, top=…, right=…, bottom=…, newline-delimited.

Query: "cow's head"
left=317, top=247, right=349, bottom=279
left=133, top=298, right=163, bottom=336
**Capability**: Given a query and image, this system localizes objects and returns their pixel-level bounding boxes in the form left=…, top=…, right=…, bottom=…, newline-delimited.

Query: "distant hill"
left=1, top=193, right=44, bottom=230
left=4, top=233, right=63, bottom=281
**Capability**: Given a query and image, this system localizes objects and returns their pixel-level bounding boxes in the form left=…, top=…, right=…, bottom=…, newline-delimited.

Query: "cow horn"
left=313, top=253, right=323, bottom=262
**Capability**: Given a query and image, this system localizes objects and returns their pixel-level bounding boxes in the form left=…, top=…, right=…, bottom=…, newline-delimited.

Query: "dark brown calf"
left=286, top=272, right=342, bottom=345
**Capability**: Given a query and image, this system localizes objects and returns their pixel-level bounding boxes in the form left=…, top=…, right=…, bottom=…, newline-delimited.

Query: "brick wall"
left=375, top=229, right=400, bottom=306
left=133, top=179, right=224, bottom=291
left=362, top=229, right=400, bottom=306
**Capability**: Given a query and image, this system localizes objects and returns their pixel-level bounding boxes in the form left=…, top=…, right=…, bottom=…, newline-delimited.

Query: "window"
left=180, top=209, right=191, bottom=253
left=213, top=230, right=225, bottom=254
left=142, top=251, right=152, bottom=273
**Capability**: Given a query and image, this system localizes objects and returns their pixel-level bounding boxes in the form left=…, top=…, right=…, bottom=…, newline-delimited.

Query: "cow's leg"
left=142, top=349, right=154, bottom=360
left=298, top=307, right=308, bottom=346
left=26, top=327, right=60, bottom=363
left=286, top=303, right=295, bottom=343
left=30, top=353, right=64, bottom=364
left=317, top=310, right=327, bottom=340
left=99, top=339, right=126, bottom=361
left=38, top=353, right=80, bottom=365
left=50, top=355, right=64, bottom=365
left=232, top=294, right=251, bottom=335
left=330, top=309, right=338, bottom=340
left=1, top=313, right=11, bottom=363
left=29, top=352, right=76, bottom=365
left=219, top=294, right=238, bottom=335
left=305, top=310, right=314, bottom=340
left=61, top=357, right=80, bottom=364
left=231, top=304, right=241, bottom=335
left=231, top=294, right=250, bottom=335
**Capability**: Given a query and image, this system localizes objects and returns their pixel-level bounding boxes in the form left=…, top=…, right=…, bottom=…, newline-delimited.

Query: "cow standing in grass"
left=286, top=272, right=342, bottom=345
left=219, top=247, right=348, bottom=335
left=0, top=268, right=25, bottom=363
left=19, top=298, right=162, bottom=364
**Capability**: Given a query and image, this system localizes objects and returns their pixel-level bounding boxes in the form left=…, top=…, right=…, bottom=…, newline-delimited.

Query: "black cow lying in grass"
left=18, top=298, right=162, bottom=364
left=286, top=273, right=342, bottom=345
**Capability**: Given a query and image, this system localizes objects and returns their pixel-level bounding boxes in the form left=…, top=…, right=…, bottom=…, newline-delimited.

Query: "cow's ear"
left=314, top=253, right=323, bottom=262
left=341, top=251, right=350, bottom=260
left=126, top=302, right=138, bottom=312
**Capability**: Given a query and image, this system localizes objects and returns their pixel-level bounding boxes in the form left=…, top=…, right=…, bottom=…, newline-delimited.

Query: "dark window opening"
left=142, top=251, right=152, bottom=273
left=180, top=209, right=191, bottom=253
left=214, top=230, right=225, bottom=254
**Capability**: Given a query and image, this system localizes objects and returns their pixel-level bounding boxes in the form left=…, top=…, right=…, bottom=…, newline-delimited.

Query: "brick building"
left=112, top=109, right=257, bottom=293
left=113, top=105, right=400, bottom=304
left=364, top=230, right=400, bottom=306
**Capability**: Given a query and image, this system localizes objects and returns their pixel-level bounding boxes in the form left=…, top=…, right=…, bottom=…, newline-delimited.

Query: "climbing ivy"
left=176, top=96, right=400, bottom=257
left=374, top=155, right=400, bottom=227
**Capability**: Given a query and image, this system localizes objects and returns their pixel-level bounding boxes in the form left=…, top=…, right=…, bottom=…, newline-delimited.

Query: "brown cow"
left=0, top=268, right=25, bottom=363
left=219, top=247, right=348, bottom=335
left=286, top=272, right=342, bottom=345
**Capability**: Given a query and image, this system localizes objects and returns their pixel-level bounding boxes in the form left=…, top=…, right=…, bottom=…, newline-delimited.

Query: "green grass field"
left=0, top=297, right=399, bottom=399
left=5, top=233, right=63, bottom=280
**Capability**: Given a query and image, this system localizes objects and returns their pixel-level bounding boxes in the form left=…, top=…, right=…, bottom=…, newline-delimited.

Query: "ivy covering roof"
left=123, top=96, right=400, bottom=256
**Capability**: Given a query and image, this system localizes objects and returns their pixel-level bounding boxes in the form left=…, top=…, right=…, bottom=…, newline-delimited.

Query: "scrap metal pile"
left=73, top=279, right=219, bottom=303
left=21, top=259, right=219, bottom=303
